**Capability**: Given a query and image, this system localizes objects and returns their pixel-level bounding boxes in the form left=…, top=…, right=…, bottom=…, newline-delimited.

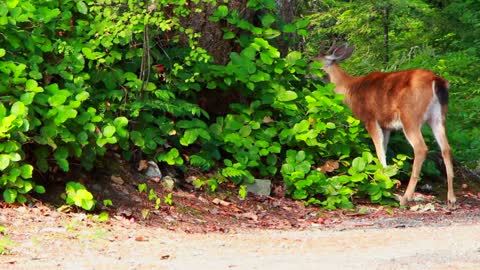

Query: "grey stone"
left=145, top=161, right=162, bottom=179
left=246, top=179, right=271, bottom=196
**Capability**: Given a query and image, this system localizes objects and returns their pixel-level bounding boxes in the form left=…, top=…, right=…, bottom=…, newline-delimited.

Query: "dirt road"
left=2, top=209, right=480, bottom=270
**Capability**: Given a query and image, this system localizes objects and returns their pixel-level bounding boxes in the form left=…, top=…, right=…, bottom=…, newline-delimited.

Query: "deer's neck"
left=324, top=63, right=354, bottom=97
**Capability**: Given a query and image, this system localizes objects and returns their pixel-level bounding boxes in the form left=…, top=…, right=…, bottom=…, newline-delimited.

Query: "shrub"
left=0, top=0, right=400, bottom=209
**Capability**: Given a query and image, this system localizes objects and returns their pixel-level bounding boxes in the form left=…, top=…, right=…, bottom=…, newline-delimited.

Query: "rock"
left=144, top=161, right=162, bottom=182
left=418, top=183, right=433, bottom=193
left=161, top=176, right=175, bottom=191
left=246, top=179, right=271, bottom=196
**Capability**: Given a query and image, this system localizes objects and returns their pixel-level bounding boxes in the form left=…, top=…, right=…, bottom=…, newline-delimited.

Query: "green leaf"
left=20, top=164, right=33, bottom=179
left=277, top=91, right=298, bottom=102
left=260, top=52, right=273, bottom=64
left=102, top=125, right=116, bottom=138
left=16, top=194, right=27, bottom=204
left=296, top=151, right=306, bottom=162
left=263, top=29, right=281, bottom=39
left=350, top=173, right=366, bottom=182
left=6, top=0, right=19, bottom=9
left=214, top=5, right=228, bottom=17
left=180, top=129, right=199, bottom=146
left=0, top=154, right=10, bottom=171
left=34, top=185, right=46, bottom=194
left=113, top=116, right=128, bottom=127
left=75, top=91, right=90, bottom=102
left=352, top=157, right=366, bottom=172
left=131, top=131, right=144, bottom=147
left=20, top=92, right=35, bottom=105
left=54, top=146, right=69, bottom=160
left=76, top=1, right=88, bottom=15
left=0, top=48, right=5, bottom=58
left=10, top=101, right=26, bottom=116
left=261, top=13, right=276, bottom=27
left=286, top=51, right=302, bottom=65
left=223, top=31, right=236, bottom=39
left=3, top=189, right=17, bottom=204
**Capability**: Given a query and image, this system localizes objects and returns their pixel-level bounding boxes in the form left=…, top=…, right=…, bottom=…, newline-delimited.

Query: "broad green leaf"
left=352, top=157, right=366, bottom=173
left=293, top=120, right=310, bottom=133
left=261, top=13, right=276, bottom=27
left=6, top=0, right=19, bottom=9
left=180, top=129, right=199, bottom=146
left=102, top=125, right=116, bottom=138
left=214, top=5, right=228, bottom=17
left=239, top=126, right=252, bottom=137
left=286, top=51, right=302, bottom=65
left=34, top=185, right=46, bottom=194
left=54, top=146, right=69, bottom=160
left=10, top=101, right=26, bottom=116
left=114, top=116, right=128, bottom=127
left=130, top=131, right=144, bottom=147
left=20, top=164, right=33, bottom=179
left=20, top=181, right=33, bottom=193
left=260, top=52, right=273, bottom=64
left=263, top=29, right=281, bottom=39
left=58, top=158, right=69, bottom=171
left=3, top=189, right=17, bottom=203
left=296, top=150, right=306, bottom=162
left=20, top=92, right=35, bottom=105
left=16, top=194, right=27, bottom=204
left=75, top=91, right=90, bottom=102
left=0, top=48, right=5, bottom=57
left=0, top=154, right=10, bottom=170
left=277, top=91, right=298, bottom=102
left=223, top=31, right=235, bottom=39
left=76, top=1, right=88, bottom=14
left=350, top=173, right=367, bottom=182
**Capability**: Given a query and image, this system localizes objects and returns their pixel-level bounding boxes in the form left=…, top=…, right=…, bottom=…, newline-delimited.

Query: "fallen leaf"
left=111, top=175, right=125, bottom=185
left=235, top=212, right=258, bottom=221
left=150, top=177, right=161, bottom=183
left=135, top=236, right=149, bottom=242
left=410, top=203, right=435, bottom=212
left=212, top=198, right=231, bottom=206
left=262, top=116, right=274, bottom=123
left=137, top=160, right=149, bottom=171
left=317, top=160, right=339, bottom=173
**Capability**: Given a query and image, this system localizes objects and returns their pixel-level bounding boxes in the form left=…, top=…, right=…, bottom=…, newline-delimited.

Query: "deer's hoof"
left=447, top=195, right=457, bottom=210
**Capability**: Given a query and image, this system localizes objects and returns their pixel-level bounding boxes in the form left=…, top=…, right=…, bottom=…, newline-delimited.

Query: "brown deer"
left=313, top=43, right=456, bottom=207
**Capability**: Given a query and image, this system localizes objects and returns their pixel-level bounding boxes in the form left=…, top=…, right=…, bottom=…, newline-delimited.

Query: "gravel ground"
left=1, top=205, right=480, bottom=270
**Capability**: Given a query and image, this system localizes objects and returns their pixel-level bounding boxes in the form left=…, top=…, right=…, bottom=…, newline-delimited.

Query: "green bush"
left=0, top=0, right=401, bottom=209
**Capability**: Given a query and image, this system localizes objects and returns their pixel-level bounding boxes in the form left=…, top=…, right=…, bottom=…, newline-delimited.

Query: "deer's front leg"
left=365, top=121, right=388, bottom=167
left=401, top=126, right=428, bottom=205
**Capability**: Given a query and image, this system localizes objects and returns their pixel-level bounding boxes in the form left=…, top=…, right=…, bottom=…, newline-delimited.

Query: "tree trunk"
left=185, top=0, right=297, bottom=64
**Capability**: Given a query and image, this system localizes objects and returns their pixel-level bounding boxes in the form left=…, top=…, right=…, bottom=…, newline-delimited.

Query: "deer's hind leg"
left=428, top=111, right=456, bottom=207
left=400, top=124, right=428, bottom=206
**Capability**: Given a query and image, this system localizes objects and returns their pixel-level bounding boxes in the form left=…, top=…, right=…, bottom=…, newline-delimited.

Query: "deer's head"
left=313, top=42, right=355, bottom=69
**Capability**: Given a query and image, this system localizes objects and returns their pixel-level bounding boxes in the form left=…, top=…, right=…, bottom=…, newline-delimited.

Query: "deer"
left=313, top=43, right=456, bottom=207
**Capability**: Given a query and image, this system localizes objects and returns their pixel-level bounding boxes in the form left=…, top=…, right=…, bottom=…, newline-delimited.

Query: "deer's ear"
left=333, top=44, right=354, bottom=61
left=332, top=44, right=348, bottom=57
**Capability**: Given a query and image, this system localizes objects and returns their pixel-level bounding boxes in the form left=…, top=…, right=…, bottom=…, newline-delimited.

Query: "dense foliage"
left=0, top=0, right=478, bottom=209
